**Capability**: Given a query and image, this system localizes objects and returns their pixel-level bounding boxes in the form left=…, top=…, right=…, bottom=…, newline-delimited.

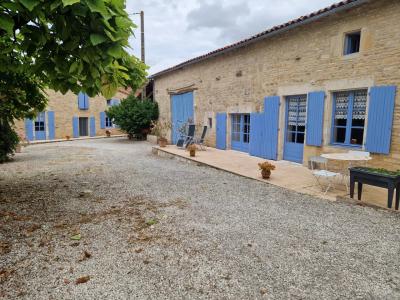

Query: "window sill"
left=329, top=143, right=363, bottom=149
left=342, top=52, right=360, bottom=60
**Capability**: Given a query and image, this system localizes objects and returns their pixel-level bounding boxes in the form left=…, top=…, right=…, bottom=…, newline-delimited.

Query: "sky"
left=125, top=0, right=340, bottom=75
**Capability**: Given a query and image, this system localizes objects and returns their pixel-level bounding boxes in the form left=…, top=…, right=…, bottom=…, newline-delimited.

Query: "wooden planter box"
left=349, top=167, right=400, bottom=210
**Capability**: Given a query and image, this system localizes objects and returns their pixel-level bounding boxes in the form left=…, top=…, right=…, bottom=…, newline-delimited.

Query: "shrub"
left=0, top=120, right=19, bottom=163
left=106, top=94, right=159, bottom=138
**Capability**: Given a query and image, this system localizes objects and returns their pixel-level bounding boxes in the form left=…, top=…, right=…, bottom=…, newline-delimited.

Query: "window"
left=105, top=116, right=113, bottom=128
left=286, top=95, right=307, bottom=144
left=208, top=117, right=212, bottom=129
left=332, top=89, right=367, bottom=146
left=231, top=114, right=241, bottom=142
left=107, top=99, right=112, bottom=106
left=344, top=31, right=361, bottom=55
left=35, top=112, right=45, bottom=132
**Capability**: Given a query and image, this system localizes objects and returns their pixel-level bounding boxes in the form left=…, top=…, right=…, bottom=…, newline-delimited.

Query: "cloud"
left=187, top=2, right=250, bottom=30
left=125, top=0, right=339, bottom=74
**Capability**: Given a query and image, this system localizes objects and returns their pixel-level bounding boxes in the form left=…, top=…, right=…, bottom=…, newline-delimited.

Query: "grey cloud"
left=125, top=0, right=339, bottom=74
left=187, top=2, right=250, bottom=30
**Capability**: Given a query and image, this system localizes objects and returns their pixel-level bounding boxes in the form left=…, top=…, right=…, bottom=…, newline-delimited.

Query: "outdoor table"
left=349, top=167, right=400, bottom=210
left=320, top=152, right=372, bottom=190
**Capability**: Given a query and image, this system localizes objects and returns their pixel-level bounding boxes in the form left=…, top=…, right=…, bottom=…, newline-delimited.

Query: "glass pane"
left=335, top=119, right=347, bottom=127
left=297, top=133, right=305, bottom=144
left=232, top=132, right=240, bottom=141
left=287, top=131, right=296, bottom=143
left=350, top=128, right=364, bottom=145
left=297, top=125, right=305, bottom=133
left=352, top=90, right=367, bottom=126
left=334, top=91, right=349, bottom=121
left=334, top=127, right=346, bottom=144
left=297, top=95, right=307, bottom=126
left=243, top=133, right=249, bottom=143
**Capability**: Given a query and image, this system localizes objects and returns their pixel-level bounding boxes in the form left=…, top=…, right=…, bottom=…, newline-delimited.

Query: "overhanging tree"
left=0, top=0, right=147, bottom=161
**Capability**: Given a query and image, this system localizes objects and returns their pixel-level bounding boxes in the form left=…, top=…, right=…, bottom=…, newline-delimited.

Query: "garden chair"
left=177, top=124, right=195, bottom=148
left=193, top=126, right=208, bottom=150
left=309, top=156, right=341, bottom=195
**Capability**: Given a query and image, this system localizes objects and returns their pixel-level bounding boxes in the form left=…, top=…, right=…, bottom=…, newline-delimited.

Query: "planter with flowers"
left=150, top=120, right=171, bottom=148
left=258, top=161, right=276, bottom=179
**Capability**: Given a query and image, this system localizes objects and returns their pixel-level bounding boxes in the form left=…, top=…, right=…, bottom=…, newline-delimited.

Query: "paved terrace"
left=153, top=145, right=391, bottom=210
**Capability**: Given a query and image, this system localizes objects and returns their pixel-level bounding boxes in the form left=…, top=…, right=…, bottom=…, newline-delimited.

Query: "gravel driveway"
left=1, top=138, right=400, bottom=299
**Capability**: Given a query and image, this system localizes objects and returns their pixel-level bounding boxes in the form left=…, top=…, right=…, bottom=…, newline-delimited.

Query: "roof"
left=150, top=0, right=368, bottom=79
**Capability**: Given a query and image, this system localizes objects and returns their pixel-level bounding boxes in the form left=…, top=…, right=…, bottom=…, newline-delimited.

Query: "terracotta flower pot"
left=261, top=169, right=271, bottom=179
left=15, top=144, right=22, bottom=153
left=190, top=149, right=196, bottom=157
left=159, top=138, right=167, bottom=147
left=65, top=135, right=70, bottom=140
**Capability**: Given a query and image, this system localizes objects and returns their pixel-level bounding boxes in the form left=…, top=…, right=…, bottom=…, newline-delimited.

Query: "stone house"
left=15, top=89, right=129, bottom=141
left=150, top=0, right=400, bottom=170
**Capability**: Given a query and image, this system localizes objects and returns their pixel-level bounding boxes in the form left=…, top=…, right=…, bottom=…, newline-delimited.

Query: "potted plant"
left=105, top=130, right=111, bottom=137
left=258, top=161, right=276, bottom=179
left=150, top=120, right=171, bottom=148
left=187, top=144, right=197, bottom=157
left=65, top=135, right=70, bottom=140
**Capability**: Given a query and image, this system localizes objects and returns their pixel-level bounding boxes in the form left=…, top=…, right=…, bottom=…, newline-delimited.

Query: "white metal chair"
left=309, top=156, right=341, bottom=195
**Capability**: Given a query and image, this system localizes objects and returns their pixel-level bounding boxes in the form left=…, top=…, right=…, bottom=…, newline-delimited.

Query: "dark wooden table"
left=349, top=167, right=400, bottom=210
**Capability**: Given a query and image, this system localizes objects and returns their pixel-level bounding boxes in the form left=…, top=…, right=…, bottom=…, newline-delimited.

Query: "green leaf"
left=90, top=33, right=108, bottom=46
left=62, top=0, right=80, bottom=6
left=0, top=15, right=14, bottom=34
left=69, top=61, right=79, bottom=74
left=86, top=0, right=111, bottom=19
left=115, top=16, right=132, bottom=30
left=101, top=80, right=118, bottom=99
left=70, top=234, right=81, bottom=240
left=19, top=0, right=40, bottom=11
left=107, top=45, right=122, bottom=58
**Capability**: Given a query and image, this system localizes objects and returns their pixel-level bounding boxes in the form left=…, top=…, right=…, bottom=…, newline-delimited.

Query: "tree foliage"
left=0, top=119, right=19, bottom=163
left=106, top=95, right=159, bottom=137
left=0, top=0, right=147, bottom=100
left=0, top=0, right=147, bottom=161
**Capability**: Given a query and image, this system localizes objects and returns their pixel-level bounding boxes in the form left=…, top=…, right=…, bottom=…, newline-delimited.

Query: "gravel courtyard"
left=1, top=138, right=400, bottom=299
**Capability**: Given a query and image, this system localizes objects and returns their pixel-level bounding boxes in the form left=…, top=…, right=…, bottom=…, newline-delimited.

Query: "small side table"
left=349, top=167, right=400, bottom=210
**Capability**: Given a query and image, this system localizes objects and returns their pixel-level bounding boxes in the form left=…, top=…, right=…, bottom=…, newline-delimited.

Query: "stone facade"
left=14, top=89, right=128, bottom=140
left=153, top=0, right=400, bottom=170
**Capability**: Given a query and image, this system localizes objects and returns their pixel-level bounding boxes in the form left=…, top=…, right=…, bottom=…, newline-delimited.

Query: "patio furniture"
left=349, top=167, right=400, bottom=210
left=309, top=156, right=341, bottom=195
left=181, top=124, right=195, bottom=148
left=193, top=126, right=208, bottom=150
left=320, top=151, right=372, bottom=191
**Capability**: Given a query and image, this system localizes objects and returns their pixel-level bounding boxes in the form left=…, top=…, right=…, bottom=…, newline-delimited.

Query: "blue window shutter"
left=365, top=86, right=397, bottom=154
left=264, top=96, right=280, bottom=160
left=100, top=112, right=106, bottom=129
left=306, top=91, right=325, bottom=146
left=72, top=116, right=79, bottom=138
left=47, top=111, right=55, bottom=140
left=24, top=119, right=34, bottom=141
left=85, top=93, right=90, bottom=110
left=249, top=113, right=266, bottom=158
left=216, top=113, right=227, bottom=150
left=89, top=116, right=96, bottom=137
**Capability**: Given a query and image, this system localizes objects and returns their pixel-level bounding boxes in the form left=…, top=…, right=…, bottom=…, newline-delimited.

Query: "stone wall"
left=153, top=0, right=400, bottom=170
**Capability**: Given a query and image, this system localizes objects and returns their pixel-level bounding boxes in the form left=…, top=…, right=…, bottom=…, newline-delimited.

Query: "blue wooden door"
left=216, top=113, right=227, bottom=150
left=231, top=114, right=250, bottom=152
left=283, top=95, right=307, bottom=163
left=264, top=96, right=280, bottom=160
left=34, top=112, right=46, bottom=140
left=171, top=92, right=194, bottom=144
